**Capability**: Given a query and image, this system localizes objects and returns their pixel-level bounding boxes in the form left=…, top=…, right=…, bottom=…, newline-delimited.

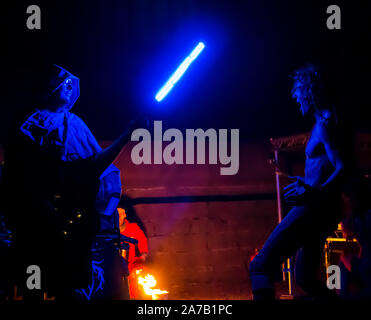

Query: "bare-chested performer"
left=249, top=64, right=350, bottom=300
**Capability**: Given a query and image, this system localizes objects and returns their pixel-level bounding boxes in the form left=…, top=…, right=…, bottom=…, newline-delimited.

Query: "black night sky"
left=0, top=0, right=369, bottom=143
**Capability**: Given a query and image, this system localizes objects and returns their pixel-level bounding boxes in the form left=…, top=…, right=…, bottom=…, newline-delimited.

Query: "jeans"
left=249, top=197, right=341, bottom=297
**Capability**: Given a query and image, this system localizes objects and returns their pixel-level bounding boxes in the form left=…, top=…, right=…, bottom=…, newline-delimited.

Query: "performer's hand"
left=131, top=256, right=146, bottom=270
left=140, top=253, right=148, bottom=262
left=283, top=176, right=316, bottom=206
left=283, top=176, right=305, bottom=192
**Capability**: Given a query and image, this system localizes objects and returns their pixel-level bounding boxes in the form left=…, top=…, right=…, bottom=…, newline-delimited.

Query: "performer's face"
left=49, top=77, right=73, bottom=109
left=58, top=77, right=73, bottom=104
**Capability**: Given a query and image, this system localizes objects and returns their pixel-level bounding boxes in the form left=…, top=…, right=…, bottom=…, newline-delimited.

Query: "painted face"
left=48, top=77, right=74, bottom=111
left=58, top=77, right=73, bottom=104
left=118, top=208, right=127, bottom=226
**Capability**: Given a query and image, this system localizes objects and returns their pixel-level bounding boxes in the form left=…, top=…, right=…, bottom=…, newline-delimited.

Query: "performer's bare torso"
left=304, top=120, right=334, bottom=188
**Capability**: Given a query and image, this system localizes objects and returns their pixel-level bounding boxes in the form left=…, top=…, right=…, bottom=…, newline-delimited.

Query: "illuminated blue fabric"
left=20, top=65, right=121, bottom=220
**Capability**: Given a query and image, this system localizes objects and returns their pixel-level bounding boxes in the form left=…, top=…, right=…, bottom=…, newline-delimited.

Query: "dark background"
left=0, top=0, right=369, bottom=143
left=0, top=0, right=370, bottom=299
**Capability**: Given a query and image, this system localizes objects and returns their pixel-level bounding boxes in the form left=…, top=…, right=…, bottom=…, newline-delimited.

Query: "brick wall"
left=134, top=200, right=277, bottom=299
left=110, top=140, right=279, bottom=299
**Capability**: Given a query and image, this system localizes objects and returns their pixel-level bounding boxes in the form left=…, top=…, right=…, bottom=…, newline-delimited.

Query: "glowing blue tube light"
left=155, top=42, right=205, bottom=102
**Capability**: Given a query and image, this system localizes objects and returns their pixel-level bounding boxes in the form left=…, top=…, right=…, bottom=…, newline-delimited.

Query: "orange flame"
left=136, top=269, right=168, bottom=300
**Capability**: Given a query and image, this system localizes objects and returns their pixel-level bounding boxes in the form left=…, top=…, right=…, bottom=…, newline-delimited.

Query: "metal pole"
left=274, top=149, right=293, bottom=297
left=274, top=150, right=283, bottom=223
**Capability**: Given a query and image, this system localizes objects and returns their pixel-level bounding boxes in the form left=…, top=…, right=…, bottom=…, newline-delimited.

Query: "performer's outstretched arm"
left=93, top=121, right=137, bottom=174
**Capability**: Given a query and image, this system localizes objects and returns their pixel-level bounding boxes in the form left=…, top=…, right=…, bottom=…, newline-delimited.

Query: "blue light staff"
left=155, top=42, right=205, bottom=102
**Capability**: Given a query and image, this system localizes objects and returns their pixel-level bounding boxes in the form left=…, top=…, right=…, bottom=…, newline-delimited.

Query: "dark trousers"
left=249, top=199, right=341, bottom=298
